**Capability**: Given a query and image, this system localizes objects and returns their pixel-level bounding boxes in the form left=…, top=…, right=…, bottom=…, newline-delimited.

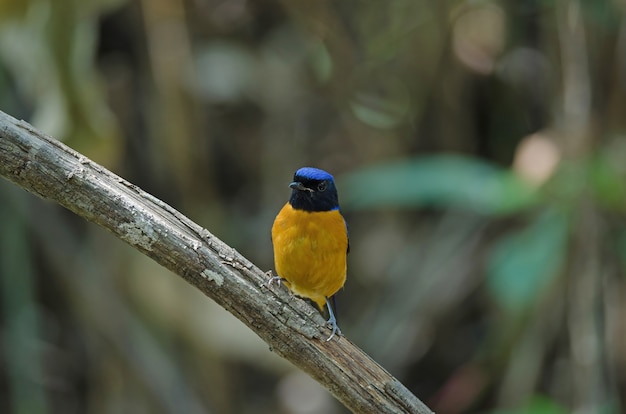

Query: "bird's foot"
left=325, top=316, right=342, bottom=342
left=266, top=271, right=285, bottom=288
left=324, top=297, right=342, bottom=342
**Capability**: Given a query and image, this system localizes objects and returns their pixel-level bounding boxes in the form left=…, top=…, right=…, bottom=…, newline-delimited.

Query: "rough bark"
left=0, top=110, right=433, bottom=414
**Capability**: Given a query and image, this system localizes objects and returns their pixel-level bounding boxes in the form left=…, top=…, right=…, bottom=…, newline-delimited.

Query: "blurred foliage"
left=1, top=0, right=626, bottom=413
left=486, top=208, right=568, bottom=312
left=340, top=156, right=538, bottom=215
left=490, top=395, right=567, bottom=414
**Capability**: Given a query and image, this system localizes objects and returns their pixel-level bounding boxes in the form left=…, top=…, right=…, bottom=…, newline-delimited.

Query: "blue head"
left=288, top=167, right=340, bottom=212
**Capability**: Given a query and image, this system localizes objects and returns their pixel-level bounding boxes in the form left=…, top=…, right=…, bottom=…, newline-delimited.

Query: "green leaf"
left=490, top=395, right=567, bottom=414
left=589, top=154, right=626, bottom=210
left=339, top=156, right=538, bottom=215
left=349, top=78, right=410, bottom=130
left=486, top=209, right=568, bottom=312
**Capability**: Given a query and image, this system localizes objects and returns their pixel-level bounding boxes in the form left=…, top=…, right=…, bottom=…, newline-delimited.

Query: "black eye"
left=317, top=181, right=327, bottom=192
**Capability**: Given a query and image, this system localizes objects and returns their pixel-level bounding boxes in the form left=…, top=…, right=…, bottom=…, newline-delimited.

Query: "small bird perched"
left=271, top=167, right=349, bottom=341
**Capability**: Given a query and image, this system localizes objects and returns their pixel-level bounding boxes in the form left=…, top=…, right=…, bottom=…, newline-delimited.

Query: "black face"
left=288, top=175, right=340, bottom=212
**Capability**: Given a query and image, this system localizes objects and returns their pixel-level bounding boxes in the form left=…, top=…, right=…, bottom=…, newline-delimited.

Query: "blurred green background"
left=1, top=0, right=625, bottom=413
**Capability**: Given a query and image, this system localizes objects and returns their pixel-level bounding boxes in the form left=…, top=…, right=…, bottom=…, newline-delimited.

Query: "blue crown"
left=294, top=167, right=334, bottom=182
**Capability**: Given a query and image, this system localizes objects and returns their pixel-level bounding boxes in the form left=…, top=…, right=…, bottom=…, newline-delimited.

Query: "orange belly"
left=271, top=203, right=348, bottom=309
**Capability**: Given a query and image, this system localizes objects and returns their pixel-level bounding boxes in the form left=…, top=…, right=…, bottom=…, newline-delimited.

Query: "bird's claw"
left=325, top=318, right=342, bottom=342
left=324, top=299, right=342, bottom=342
left=266, top=271, right=284, bottom=288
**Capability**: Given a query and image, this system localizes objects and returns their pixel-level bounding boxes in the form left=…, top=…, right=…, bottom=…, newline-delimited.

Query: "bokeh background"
left=1, top=0, right=625, bottom=413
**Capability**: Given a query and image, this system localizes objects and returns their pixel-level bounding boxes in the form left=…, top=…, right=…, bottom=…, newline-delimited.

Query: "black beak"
left=289, top=181, right=312, bottom=192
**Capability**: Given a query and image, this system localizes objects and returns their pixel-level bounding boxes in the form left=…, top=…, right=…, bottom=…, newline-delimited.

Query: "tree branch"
left=0, top=110, right=433, bottom=414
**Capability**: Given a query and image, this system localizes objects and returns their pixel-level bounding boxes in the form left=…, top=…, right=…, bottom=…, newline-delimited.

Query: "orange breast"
left=271, top=203, right=348, bottom=309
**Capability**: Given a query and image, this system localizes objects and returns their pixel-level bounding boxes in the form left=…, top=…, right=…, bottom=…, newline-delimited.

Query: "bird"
left=270, top=167, right=349, bottom=341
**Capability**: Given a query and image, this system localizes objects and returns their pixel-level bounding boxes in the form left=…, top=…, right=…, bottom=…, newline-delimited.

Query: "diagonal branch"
left=0, top=110, right=433, bottom=414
